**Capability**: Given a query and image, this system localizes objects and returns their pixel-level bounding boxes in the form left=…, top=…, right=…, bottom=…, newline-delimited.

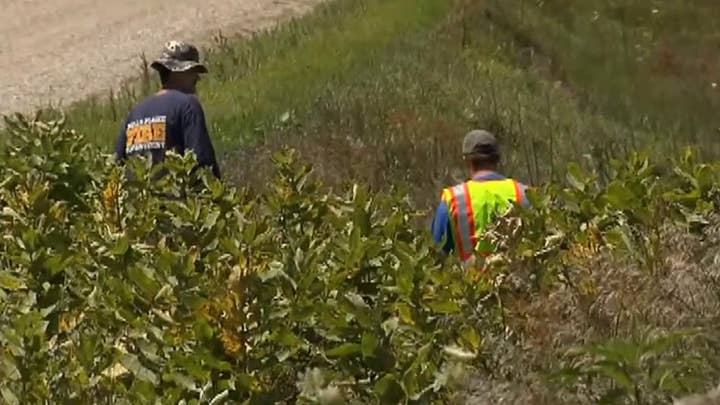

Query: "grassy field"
left=50, top=0, right=720, bottom=207
left=4, top=0, right=720, bottom=403
left=486, top=0, right=720, bottom=158
left=23, top=1, right=720, bottom=193
left=41, top=1, right=608, bottom=204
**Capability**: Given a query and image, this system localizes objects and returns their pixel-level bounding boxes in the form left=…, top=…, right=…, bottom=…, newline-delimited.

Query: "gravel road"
left=0, top=0, right=325, bottom=117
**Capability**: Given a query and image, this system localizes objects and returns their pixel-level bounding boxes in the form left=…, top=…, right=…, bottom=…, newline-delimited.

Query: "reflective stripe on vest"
left=445, top=178, right=523, bottom=261
left=449, top=183, right=476, bottom=260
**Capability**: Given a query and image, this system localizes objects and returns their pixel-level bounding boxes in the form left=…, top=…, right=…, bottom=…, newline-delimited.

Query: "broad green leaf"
left=403, top=342, right=432, bottom=395
left=259, top=262, right=296, bottom=290
left=166, top=373, right=198, bottom=392
left=374, top=374, right=405, bottom=404
left=1, top=388, right=19, bottom=405
left=395, top=303, right=415, bottom=326
left=341, top=292, right=373, bottom=328
left=243, top=221, right=257, bottom=245
left=203, top=211, right=220, bottom=230
left=604, top=182, right=636, bottom=208
left=275, top=328, right=303, bottom=348
left=79, top=335, right=97, bottom=368
left=427, top=299, right=460, bottom=314
left=220, top=237, right=240, bottom=256
left=459, top=326, right=483, bottom=351
left=128, top=266, right=160, bottom=299
left=0, top=355, right=21, bottom=381
left=112, top=236, right=130, bottom=256
left=131, top=379, right=158, bottom=402
left=566, top=162, right=587, bottom=192
left=590, top=361, right=634, bottom=391
left=235, top=373, right=257, bottom=392
left=695, top=165, right=715, bottom=193
left=198, top=351, right=233, bottom=372
left=361, top=332, right=379, bottom=358
left=193, top=318, right=215, bottom=341
left=0, top=272, right=26, bottom=291
left=137, top=339, right=161, bottom=364
left=40, top=304, right=57, bottom=318
left=382, top=317, right=399, bottom=336
left=396, top=268, right=414, bottom=298
left=344, top=292, right=370, bottom=310
left=674, top=166, right=699, bottom=189
left=120, top=353, right=159, bottom=385
left=349, top=226, right=363, bottom=263
left=326, top=343, right=361, bottom=358
left=605, top=226, right=635, bottom=253
left=171, top=353, right=210, bottom=381
left=43, top=255, right=69, bottom=276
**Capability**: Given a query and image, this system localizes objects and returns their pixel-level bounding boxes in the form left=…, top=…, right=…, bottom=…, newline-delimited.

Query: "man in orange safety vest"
left=431, top=129, right=530, bottom=268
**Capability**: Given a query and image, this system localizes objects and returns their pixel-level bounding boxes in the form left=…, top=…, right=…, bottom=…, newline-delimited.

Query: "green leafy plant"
left=0, top=114, right=486, bottom=403
left=552, top=329, right=709, bottom=404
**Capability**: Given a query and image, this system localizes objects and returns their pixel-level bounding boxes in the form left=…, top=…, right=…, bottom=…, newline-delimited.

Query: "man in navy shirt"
left=114, top=40, right=221, bottom=179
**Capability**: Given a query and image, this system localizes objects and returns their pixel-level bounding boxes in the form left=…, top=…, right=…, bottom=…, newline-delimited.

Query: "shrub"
left=3, top=114, right=720, bottom=405
left=464, top=146, right=720, bottom=404
left=0, top=114, right=489, bottom=404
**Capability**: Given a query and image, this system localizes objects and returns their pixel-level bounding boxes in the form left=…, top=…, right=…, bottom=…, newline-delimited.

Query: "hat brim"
left=463, top=151, right=499, bottom=160
left=151, top=59, right=208, bottom=73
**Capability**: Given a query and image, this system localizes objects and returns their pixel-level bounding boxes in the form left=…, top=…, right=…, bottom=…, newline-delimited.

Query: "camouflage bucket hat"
left=150, top=41, right=208, bottom=73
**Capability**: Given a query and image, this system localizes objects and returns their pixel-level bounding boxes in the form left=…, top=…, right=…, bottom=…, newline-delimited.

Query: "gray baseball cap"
left=462, top=129, right=499, bottom=157
left=150, top=41, right=208, bottom=73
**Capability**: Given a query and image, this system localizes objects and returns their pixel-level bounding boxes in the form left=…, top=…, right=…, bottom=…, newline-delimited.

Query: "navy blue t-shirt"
left=114, top=89, right=221, bottom=179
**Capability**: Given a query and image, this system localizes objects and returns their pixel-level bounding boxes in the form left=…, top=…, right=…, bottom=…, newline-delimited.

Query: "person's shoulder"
left=172, top=93, right=206, bottom=116
left=440, top=180, right=469, bottom=200
left=506, top=178, right=533, bottom=207
left=503, top=175, right=527, bottom=188
left=129, top=91, right=181, bottom=111
left=150, top=91, right=206, bottom=119
left=154, top=89, right=195, bottom=104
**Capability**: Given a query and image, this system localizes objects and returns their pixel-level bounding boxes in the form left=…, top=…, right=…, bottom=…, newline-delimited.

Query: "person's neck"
left=157, top=85, right=188, bottom=94
left=471, top=169, right=497, bottom=178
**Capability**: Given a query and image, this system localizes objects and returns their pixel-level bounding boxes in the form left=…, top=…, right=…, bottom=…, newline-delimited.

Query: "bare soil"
left=0, top=0, right=325, bottom=117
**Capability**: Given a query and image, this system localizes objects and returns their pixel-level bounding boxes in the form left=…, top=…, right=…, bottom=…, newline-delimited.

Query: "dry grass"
left=458, top=215, right=720, bottom=404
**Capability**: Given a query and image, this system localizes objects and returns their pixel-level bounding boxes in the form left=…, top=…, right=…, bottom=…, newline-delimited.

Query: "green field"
left=3, top=0, right=720, bottom=403
left=54, top=0, right=720, bottom=205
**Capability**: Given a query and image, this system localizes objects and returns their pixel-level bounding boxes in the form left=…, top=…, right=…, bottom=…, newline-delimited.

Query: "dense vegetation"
left=0, top=114, right=485, bottom=403
left=4, top=107, right=720, bottom=404
left=3, top=0, right=720, bottom=403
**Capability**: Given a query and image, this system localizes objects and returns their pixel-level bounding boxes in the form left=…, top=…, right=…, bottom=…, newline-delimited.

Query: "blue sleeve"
left=431, top=200, right=454, bottom=254
left=519, top=183, right=531, bottom=208
left=181, top=97, right=221, bottom=179
left=114, top=119, right=128, bottom=161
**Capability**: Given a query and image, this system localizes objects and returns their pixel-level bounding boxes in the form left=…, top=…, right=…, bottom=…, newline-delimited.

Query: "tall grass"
left=24, top=0, right=715, bottom=211
left=225, top=0, right=650, bottom=209
left=10, top=0, right=718, bottom=194
left=486, top=0, right=720, bottom=160
left=58, top=0, right=454, bottom=152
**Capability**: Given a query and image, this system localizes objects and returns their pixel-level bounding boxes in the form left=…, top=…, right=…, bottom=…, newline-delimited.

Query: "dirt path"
left=0, top=0, right=326, bottom=118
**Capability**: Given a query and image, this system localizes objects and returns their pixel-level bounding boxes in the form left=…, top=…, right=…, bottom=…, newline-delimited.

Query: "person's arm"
left=181, top=96, right=221, bottom=179
left=431, top=197, right=454, bottom=255
left=114, top=119, right=128, bottom=161
left=519, top=183, right=531, bottom=208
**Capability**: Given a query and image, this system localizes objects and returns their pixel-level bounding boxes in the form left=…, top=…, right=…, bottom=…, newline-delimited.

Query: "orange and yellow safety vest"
left=440, top=178, right=524, bottom=262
